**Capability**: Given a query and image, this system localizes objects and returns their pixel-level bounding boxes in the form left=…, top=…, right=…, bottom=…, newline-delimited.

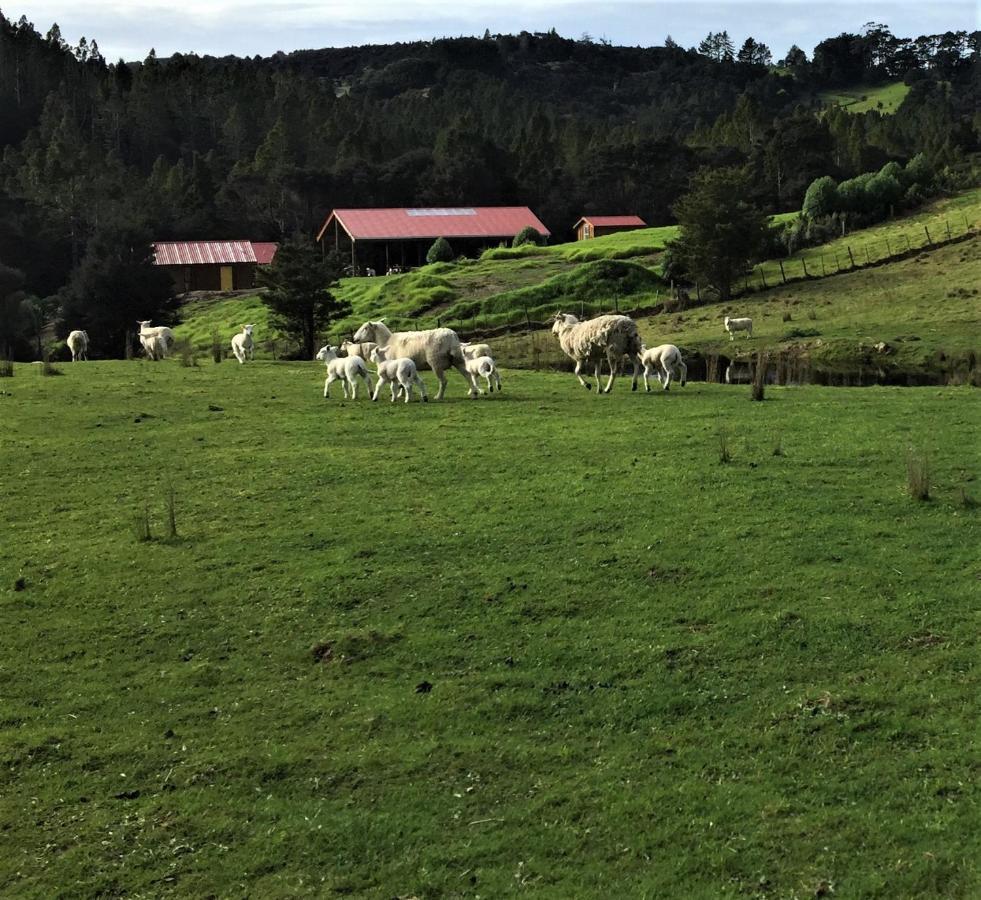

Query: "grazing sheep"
left=369, top=346, right=428, bottom=403
left=66, top=330, right=89, bottom=361
left=465, top=355, right=502, bottom=393
left=316, top=345, right=373, bottom=399
left=340, top=339, right=378, bottom=361
left=724, top=316, right=753, bottom=340
left=352, top=320, right=476, bottom=400
left=639, top=344, right=687, bottom=392
left=231, top=324, right=255, bottom=363
left=460, top=341, right=492, bottom=361
left=136, top=321, right=175, bottom=359
left=551, top=312, right=643, bottom=393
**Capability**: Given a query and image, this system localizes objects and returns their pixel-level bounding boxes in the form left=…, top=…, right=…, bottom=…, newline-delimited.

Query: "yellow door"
left=220, top=266, right=233, bottom=292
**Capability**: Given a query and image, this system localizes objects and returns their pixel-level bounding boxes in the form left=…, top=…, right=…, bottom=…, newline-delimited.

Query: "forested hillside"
left=0, top=14, right=977, bottom=332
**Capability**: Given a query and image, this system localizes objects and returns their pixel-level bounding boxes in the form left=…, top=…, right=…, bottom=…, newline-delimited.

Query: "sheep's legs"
left=594, top=361, right=605, bottom=392
left=359, top=373, right=373, bottom=399
left=643, top=363, right=653, bottom=392
left=449, top=361, right=479, bottom=399
left=371, top=377, right=386, bottom=401
left=630, top=354, right=640, bottom=391
left=678, top=361, right=688, bottom=386
left=574, top=360, right=592, bottom=390
left=415, top=375, right=429, bottom=402
left=323, top=374, right=338, bottom=398
left=601, top=352, right=617, bottom=394
left=661, top=364, right=672, bottom=391
left=432, top=366, right=448, bottom=400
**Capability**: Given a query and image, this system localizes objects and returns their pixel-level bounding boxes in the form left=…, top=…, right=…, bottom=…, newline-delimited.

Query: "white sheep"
left=352, top=320, right=476, bottom=400
left=465, top=355, right=502, bottom=393
left=724, top=316, right=753, bottom=340
left=551, top=312, right=643, bottom=393
left=460, top=341, right=492, bottom=361
left=316, top=345, right=373, bottom=399
left=369, top=346, right=428, bottom=403
left=340, top=339, right=378, bottom=361
left=66, top=330, right=89, bottom=361
left=231, top=324, right=255, bottom=363
left=136, top=320, right=175, bottom=359
left=639, top=344, right=687, bottom=392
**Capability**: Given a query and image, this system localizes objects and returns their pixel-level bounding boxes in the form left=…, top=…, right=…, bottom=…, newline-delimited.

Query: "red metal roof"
left=154, top=241, right=257, bottom=266
left=317, top=207, right=551, bottom=242
left=250, top=242, right=279, bottom=265
left=576, top=215, right=647, bottom=228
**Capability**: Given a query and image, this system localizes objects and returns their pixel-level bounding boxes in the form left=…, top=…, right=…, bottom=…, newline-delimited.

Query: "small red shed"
left=574, top=215, right=647, bottom=241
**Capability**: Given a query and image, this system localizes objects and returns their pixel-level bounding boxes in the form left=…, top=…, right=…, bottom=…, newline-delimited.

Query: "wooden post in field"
left=801, top=257, right=809, bottom=277
left=834, top=253, right=841, bottom=272
left=885, top=236, right=891, bottom=256
left=864, top=245, right=871, bottom=264
left=778, top=260, right=787, bottom=284
left=945, top=219, right=952, bottom=240
left=759, top=266, right=767, bottom=289
left=923, top=225, right=932, bottom=245
left=820, top=255, right=827, bottom=276
left=847, top=245, right=856, bottom=268
left=964, top=213, right=971, bottom=231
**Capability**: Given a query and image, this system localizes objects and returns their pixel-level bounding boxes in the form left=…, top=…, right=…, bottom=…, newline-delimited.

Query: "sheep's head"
left=243, top=324, right=255, bottom=335
left=315, top=345, right=337, bottom=362
left=352, top=322, right=377, bottom=342
left=369, top=346, right=387, bottom=363
left=136, top=320, right=152, bottom=331
left=551, top=312, right=577, bottom=335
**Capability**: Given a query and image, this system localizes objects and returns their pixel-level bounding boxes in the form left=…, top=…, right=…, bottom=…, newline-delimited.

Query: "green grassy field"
left=819, top=82, right=911, bottom=115
left=1, top=361, right=978, bottom=897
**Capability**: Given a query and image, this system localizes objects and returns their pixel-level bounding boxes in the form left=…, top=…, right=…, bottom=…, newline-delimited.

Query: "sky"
left=6, top=1, right=977, bottom=62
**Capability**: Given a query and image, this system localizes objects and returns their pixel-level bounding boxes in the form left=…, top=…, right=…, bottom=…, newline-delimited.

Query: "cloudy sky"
left=7, top=1, right=976, bottom=61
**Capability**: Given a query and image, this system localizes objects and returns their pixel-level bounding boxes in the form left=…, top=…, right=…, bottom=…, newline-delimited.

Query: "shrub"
left=177, top=339, right=197, bottom=367
left=802, top=176, right=839, bottom=219
left=866, top=172, right=903, bottom=212
left=211, top=329, right=223, bottom=363
left=426, top=237, right=454, bottom=264
left=512, top=226, right=543, bottom=248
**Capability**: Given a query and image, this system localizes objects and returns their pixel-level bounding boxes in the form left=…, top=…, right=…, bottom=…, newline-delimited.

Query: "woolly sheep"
left=550, top=312, right=642, bottom=393
left=66, top=330, right=89, bottom=362
left=465, top=355, right=502, bottom=393
left=460, top=341, right=492, bottom=361
left=316, top=345, right=373, bottom=399
left=136, top=320, right=175, bottom=359
left=724, top=316, right=753, bottom=340
left=369, top=346, right=428, bottom=403
left=340, top=340, right=378, bottom=361
left=352, top=320, right=476, bottom=400
left=231, top=324, right=255, bottom=363
left=639, top=344, right=687, bottom=392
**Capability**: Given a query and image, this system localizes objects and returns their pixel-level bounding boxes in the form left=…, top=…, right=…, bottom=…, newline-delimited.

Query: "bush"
left=512, top=226, right=543, bottom=248
left=802, top=176, right=839, bottom=219
left=426, top=237, right=454, bottom=264
left=866, top=172, right=903, bottom=212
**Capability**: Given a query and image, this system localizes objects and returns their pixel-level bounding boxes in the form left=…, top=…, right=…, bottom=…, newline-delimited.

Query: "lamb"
left=460, top=341, right=492, bottom=361
left=550, top=312, right=643, bottom=393
left=465, top=355, right=502, bottom=393
left=316, top=345, right=373, bottom=399
left=352, top=319, right=477, bottom=400
left=340, top=339, right=378, bottom=361
left=136, top=321, right=175, bottom=359
left=724, top=316, right=753, bottom=340
left=231, top=324, right=255, bottom=363
left=639, top=344, right=687, bottom=392
left=369, top=346, right=428, bottom=403
left=66, top=330, right=89, bottom=362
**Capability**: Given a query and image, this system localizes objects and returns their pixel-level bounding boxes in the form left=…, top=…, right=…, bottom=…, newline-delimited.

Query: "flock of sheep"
left=63, top=310, right=758, bottom=399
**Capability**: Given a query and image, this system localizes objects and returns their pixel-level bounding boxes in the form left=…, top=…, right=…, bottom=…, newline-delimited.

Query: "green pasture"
left=1, top=361, right=978, bottom=897
left=818, top=81, right=911, bottom=115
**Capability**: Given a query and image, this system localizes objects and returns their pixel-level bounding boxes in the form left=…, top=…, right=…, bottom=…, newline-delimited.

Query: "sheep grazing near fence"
left=66, top=330, right=89, bottom=361
left=316, top=345, right=373, bottom=399
left=460, top=342, right=492, bottom=361
left=465, top=355, right=502, bottom=393
left=352, top=319, right=476, bottom=400
left=551, top=312, right=643, bottom=393
left=724, top=316, right=753, bottom=340
left=231, top=324, right=255, bottom=363
left=136, top=321, right=175, bottom=359
left=369, top=346, right=428, bottom=403
left=340, top=340, right=378, bottom=361
left=639, top=344, right=687, bottom=392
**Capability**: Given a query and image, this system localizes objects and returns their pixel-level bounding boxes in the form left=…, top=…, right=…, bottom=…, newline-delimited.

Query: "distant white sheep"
left=551, top=312, right=643, bottom=393
left=369, top=346, right=428, bottom=403
left=465, top=355, right=502, bottom=393
left=66, top=330, right=89, bottom=362
left=136, top=320, right=175, bottom=360
left=353, top=320, right=476, bottom=399
left=316, top=345, right=373, bottom=399
left=724, top=316, right=753, bottom=340
left=231, top=324, right=255, bottom=363
left=340, top=339, right=378, bottom=361
left=460, top=341, right=492, bottom=361
left=639, top=344, right=687, bottom=392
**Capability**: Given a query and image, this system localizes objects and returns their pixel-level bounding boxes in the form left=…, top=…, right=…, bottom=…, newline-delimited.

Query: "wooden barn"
left=574, top=215, right=647, bottom=241
left=153, top=241, right=279, bottom=293
left=316, top=207, right=550, bottom=272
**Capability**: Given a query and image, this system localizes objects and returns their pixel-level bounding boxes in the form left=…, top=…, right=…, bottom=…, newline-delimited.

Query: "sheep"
left=136, top=321, right=175, bottom=359
left=66, top=330, right=89, bottom=361
left=724, top=316, right=753, bottom=340
left=352, top=319, right=477, bottom=400
left=465, top=355, right=502, bottom=393
left=369, top=346, right=428, bottom=403
left=639, top=344, right=687, bottom=392
left=460, top=341, right=492, bottom=361
left=316, top=345, right=373, bottom=399
left=340, top=340, right=378, bottom=361
left=231, top=324, right=255, bottom=364
left=550, top=312, right=643, bottom=393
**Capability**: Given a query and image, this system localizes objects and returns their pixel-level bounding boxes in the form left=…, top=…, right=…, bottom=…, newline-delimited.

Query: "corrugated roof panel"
left=320, top=207, right=551, bottom=241
left=250, top=242, right=279, bottom=265
left=577, top=215, right=647, bottom=227
left=153, top=241, right=258, bottom=266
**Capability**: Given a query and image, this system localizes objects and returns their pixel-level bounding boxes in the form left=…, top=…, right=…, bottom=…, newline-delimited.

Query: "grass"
left=818, top=81, right=911, bottom=115
left=0, top=362, right=978, bottom=897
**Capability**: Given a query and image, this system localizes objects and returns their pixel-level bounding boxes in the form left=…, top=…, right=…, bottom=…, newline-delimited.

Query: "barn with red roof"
left=152, top=240, right=279, bottom=293
left=316, top=207, right=550, bottom=272
left=574, top=215, right=647, bottom=241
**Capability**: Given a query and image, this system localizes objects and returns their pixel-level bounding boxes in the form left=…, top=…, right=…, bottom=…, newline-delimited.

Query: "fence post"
left=885, top=236, right=891, bottom=256
left=964, top=213, right=971, bottom=231
left=778, top=260, right=787, bottom=284
left=834, top=253, right=841, bottom=272
left=820, top=255, right=827, bottom=277
left=923, top=225, right=932, bottom=245
left=945, top=219, right=952, bottom=240
left=864, top=245, right=871, bottom=265
left=904, top=234, right=911, bottom=252
left=801, top=257, right=809, bottom=277
left=759, top=266, right=767, bottom=289
left=847, top=245, right=856, bottom=268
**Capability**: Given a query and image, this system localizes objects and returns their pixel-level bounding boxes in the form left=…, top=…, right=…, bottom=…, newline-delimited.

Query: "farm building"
left=316, top=207, right=550, bottom=272
left=574, top=215, right=647, bottom=241
left=153, top=241, right=279, bottom=293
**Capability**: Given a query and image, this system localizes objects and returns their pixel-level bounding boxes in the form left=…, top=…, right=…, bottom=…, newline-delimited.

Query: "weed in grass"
left=782, top=311, right=792, bottom=322
left=906, top=449, right=931, bottom=501
left=40, top=347, right=61, bottom=376
left=0, top=357, right=12, bottom=377
left=165, top=481, right=178, bottom=538
left=211, top=329, right=223, bottom=363
left=957, top=486, right=977, bottom=509
left=134, top=502, right=152, bottom=542
left=717, top=427, right=732, bottom=463
left=772, top=433, right=784, bottom=456
left=807, top=308, right=818, bottom=320
left=178, top=339, right=198, bottom=368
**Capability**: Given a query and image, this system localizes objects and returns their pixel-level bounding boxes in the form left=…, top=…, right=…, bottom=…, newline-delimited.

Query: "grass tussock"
left=40, top=348, right=61, bottom=376
left=750, top=352, right=768, bottom=401
left=906, top=449, right=931, bottom=501
left=177, top=339, right=198, bottom=368
left=211, top=329, right=223, bottom=364
left=717, top=426, right=732, bottom=463
left=134, top=501, right=152, bottom=542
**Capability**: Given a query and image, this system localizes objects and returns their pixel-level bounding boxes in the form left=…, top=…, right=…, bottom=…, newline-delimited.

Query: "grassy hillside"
left=1, top=363, right=978, bottom=897
left=819, top=81, right=911, bottom=114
